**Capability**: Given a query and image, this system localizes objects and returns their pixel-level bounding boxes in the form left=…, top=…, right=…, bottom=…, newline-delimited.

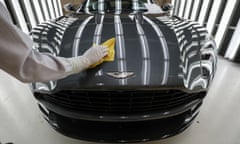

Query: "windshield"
left=81, top=0, right=150, bottom=13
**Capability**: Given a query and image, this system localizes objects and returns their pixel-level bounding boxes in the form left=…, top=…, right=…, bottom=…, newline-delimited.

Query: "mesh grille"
left=37, top=90, right=205, bottom=115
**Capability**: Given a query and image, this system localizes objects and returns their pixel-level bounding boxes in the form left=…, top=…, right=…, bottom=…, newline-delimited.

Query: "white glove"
left=67, top=45, right=108, bottom=74
left=83, top=45, right=108, bottom=66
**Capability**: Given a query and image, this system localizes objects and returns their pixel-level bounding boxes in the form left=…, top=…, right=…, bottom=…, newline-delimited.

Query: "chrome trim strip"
left=106, top=72, right=134, bottom=79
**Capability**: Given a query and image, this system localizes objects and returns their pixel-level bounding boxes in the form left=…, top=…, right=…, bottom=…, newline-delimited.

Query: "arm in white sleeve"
left=0, top=3, right=107, bottom=83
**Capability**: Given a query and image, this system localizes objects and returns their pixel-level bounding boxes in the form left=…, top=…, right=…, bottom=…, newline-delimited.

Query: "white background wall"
left=172, top=0, right=240, bottom=62
left=1, top=0, right=63, bottom=33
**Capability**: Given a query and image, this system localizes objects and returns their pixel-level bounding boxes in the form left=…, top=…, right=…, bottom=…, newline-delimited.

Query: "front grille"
left=36, top=90, right=205, bottom=115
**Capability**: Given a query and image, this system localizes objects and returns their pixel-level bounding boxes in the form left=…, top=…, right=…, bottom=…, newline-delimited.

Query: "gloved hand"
left=83, top=45, right=108, bottom=66
left=67, top=45, right=108, bottom=74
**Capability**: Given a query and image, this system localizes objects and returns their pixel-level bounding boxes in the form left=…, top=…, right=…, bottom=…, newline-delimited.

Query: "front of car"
left=31, top=0, right=217, bottom=142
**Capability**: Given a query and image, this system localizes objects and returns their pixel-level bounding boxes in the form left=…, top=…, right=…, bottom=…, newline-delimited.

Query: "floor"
left=0, top=57, right=240, bottom=144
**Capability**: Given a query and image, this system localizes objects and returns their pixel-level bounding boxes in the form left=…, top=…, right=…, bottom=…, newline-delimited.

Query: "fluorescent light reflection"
left=47, top=0, right=55, bottom=19
left=184, top=0, right=192, bottom=19
left=198, top=0, right=211, bottom=25
left=57, top=0, right=63, bottom=16
left=225, top=18, right=240, bottom=60
left=11, top=0, right=29, bottom=33
left=178, top=0, right=186, bottom=18
left=206, top=0, right=224, bottom=34
left=53, top=0, right=60, bottom=17
left=215, top=0, right=239, bottom=49
left=190, top=0, right=200, bottom=21
left=32, top=0, right=44, bottom=23
left=40, top=0, right=50, bottom=21
left=23, top=0, right=37, bottom=27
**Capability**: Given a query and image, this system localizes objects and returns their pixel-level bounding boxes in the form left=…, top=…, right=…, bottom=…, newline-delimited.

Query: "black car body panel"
left=31, top=0, right=217, bottom=142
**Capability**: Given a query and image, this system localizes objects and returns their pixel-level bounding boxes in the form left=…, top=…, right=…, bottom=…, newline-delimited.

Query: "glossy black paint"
left=56, top=15, right=182, bottom=90
left=31, top=0, right=217, bottom=142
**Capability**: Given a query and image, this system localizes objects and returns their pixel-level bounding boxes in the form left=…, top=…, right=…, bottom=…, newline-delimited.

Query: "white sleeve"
left=0, top=3, right=76, bottom=83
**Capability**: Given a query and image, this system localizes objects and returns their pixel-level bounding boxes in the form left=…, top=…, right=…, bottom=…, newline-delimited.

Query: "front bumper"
left=37, top=98, right=202, bottom=143
left=34, top=90, right=206, bottom=122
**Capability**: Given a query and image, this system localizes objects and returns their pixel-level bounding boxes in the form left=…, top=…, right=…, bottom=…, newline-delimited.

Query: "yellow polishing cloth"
left=89, top=38, right=116, bottom=68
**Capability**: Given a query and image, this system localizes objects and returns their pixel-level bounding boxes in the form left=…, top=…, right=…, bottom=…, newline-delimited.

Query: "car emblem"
left=106, top=72, right=135, bottom=79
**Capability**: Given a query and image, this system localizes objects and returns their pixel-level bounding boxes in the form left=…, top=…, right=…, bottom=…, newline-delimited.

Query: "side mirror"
left=162, top=3, right=173, bottom=11
left=64, top=3, right=76, bottom=12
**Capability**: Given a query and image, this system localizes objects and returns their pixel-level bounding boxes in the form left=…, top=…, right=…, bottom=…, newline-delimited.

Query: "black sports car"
left=31, top=0, right=217, bottom=142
